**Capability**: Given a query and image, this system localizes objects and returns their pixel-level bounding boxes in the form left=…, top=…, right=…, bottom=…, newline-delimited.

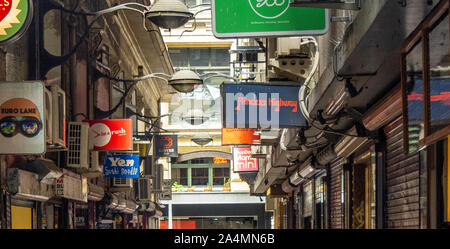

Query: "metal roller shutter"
left=384, top=116, right=420, bottom=229
left=329, top=158, right=346, bottom=229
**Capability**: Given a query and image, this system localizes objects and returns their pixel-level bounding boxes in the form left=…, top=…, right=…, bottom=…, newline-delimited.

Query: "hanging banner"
left=154, top=135, right=178, bottom=157
left=104, top=154, right=139, bottom=178
left=0, top=0, right=33, bottom=45
left=87, top=119, right=132, bottom=151
left=212, top=0, right=328, bottom=38
left=233, top=147, right=259, bottom=173
left=0, top=81, right=45, bottom=154
left=221, top=128, right=260, bottom=145
left=221, top=83, right=307, bottom=128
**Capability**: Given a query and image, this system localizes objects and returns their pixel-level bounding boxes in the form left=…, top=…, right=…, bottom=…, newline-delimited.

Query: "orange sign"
left=213, top=157, right=228, bottom=164
left=221, top=128, right=260, bottom=145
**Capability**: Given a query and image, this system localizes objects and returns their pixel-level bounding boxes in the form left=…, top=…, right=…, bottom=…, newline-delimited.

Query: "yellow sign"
left=213, top=157, right=228, bottom=164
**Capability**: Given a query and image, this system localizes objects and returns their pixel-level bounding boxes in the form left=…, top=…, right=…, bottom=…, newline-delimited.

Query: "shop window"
left=314, top=175, right=327, bottom=229
left=405, top=41, right=425, bottom=153
left=191, top=168, right=209, bottom=185
left=168, top=47, right=230, bottom=72
left=172, top=168, right=188, bottom=186
left=303, top=180, right=313, bottom=229
left=213, top=167, right=230, bottom=185
left=402, top=1, right=450, bottom=153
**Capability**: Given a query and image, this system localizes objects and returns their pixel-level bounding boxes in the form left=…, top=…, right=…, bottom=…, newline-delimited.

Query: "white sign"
left=0, top=81, right=45, bottom=154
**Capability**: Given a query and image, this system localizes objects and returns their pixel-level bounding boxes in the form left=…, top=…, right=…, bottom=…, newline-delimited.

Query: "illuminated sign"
left=212, top=0, right=328, bottom=38
left=221, top=83, right=307, bottom=128
left=213, top=157, right=228, bottom=164
left=0, top=81, right=45, bottom=154
left=222, top=128, right=260, bottom=145
left=104, top=154, right=139, bottom=178
left=233, top=147, right=259, bottom=173
left=154, top=135, right=178, bottom=157
left=87, top=119, right=132, bottom=151
left=0, top=0, right=33, bottom=45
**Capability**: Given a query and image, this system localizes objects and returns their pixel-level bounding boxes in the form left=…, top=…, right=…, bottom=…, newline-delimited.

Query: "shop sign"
left=104, top=154, right=139, bottom=178
left=0, top=81, right=45, bottom=154
left=114, top=214, right=123, bottom=224
left=221, top=83, right=307, bottom=128
left=154, top=135, right=178, bottom=157
left=0, top=0, right=33, bottom=45
left=233, top=147, right=258, bottom=173
left=87, top=119, right=132, bottom=151
left=212, top=0, right=328, bottom=38
left=222, top=128, right=260, bottom=145
left=213, top=157, right=228, bottom=164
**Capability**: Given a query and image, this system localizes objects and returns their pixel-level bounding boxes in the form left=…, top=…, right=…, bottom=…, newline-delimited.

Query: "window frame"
left=172, top=159, right=230, bottom=188
left=401, top=0, right=450, bottom=154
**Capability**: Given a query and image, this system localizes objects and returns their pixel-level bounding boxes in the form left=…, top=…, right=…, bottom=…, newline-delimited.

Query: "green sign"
left=212, top=0, right=329, bottom=38
left=0, top=0, right=33, bottom=45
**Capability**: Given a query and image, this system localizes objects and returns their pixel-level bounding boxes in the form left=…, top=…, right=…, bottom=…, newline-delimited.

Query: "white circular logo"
left=90, top=123, right=111, bottom=147
left=248, top=0, right=292, bottom=19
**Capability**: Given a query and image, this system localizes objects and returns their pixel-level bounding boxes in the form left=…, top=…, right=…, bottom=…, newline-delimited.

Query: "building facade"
left=0, top=0, right=172, bottom=229
left=251, top=0, right=450, bottom=229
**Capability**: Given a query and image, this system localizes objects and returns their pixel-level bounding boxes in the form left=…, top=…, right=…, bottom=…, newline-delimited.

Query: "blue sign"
left=221, top=83, right=307, bottom=128
left=104, top=155, right=139, bottom=178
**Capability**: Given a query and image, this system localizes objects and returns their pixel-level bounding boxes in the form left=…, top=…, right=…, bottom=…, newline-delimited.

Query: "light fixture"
left=135, top=70, right=203, bottom=93
left=89, top=1, right=193, bottom=30
left=145, top=0, right=194, bottom=29
left=168, top=70, right=203, bottom=93
left=182, top=109, right=210, bottom=125
left=191, top=133, right=213, bottom=146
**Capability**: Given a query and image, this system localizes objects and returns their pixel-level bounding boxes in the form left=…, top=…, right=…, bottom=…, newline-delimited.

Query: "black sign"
left=154, top=135, right=178, bottom=157
left=221, top=83, right=307, bottom=128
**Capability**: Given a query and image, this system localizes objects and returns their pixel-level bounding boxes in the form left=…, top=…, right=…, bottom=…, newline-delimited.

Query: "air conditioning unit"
left=51, top=85, right=66, bottom=148
left=44, top=88, right=53, bottom=145
left=141, top=156, right=154, bottom=178
left=152, top=164, right=163, bottom=193
left=251, top=145, right=267, bottom=158
left=112, top=178, right=133, bottom=188
left=138, top=178, right=152, bottom=202
left=67, top=122, right=89, bottom=169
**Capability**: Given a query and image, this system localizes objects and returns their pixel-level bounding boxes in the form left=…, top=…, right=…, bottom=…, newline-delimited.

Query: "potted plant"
left=187, top=186, right=195, bottom=192
left=222, top=178, right=231, bottom=192
left=204, top=183, right=212, bottom=192
left=172, top=181, right=184, bottom=192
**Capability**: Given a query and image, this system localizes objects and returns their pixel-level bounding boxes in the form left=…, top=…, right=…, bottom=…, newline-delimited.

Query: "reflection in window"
left=406, top=40, right=424, bottom=153
left=172, top=168, right=188, bottom=186
left=407, top=78, right=424, bottom=153
left=192, top=168, right=209, bottom=185
left=213, top=168, right=229, bottom=185
left=429, top=14, right=450, bottom=136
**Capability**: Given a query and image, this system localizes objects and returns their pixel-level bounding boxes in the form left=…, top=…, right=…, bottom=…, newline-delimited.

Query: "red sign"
left=87, top=119, right=132, bottom=151
left=233, top=147, right=258, bottom=172
left=222, top=128, right=260, bottom=145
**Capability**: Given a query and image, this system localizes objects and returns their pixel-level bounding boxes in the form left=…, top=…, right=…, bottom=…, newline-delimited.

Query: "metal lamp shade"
left=146, top=0, right=194, bottom=29
left=191, top=134, right=213, bottom=146
left=168, top=70, right=203, bottom=93
left=182, top=109, right=209, bottom=125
